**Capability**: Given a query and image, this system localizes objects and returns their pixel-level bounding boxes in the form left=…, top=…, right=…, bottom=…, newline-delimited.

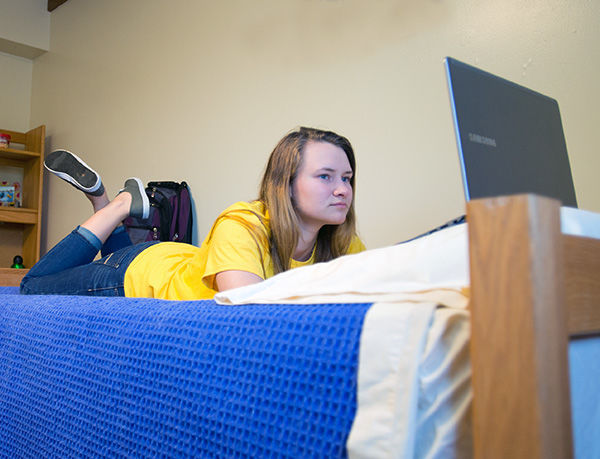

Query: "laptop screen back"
left=445, top=57, right=577, bottom=208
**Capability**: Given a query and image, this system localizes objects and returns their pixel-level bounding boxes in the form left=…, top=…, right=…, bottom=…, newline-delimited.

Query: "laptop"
left=445, top=57, right=578, bottom=208
left=401, top=58, right=577, bottom=243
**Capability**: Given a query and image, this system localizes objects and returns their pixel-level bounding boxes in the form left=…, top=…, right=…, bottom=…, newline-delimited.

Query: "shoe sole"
left=124, top=177, right=150, bottom=220
left=45, top=149, right=103, bottom=194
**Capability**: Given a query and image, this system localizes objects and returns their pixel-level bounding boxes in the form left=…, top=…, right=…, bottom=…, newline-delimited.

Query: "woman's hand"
left=215, top=270, right=263, bottom=292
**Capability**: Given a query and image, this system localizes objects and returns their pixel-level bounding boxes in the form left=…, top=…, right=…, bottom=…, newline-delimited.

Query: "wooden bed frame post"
left=467, top=194, right=573, bottom=459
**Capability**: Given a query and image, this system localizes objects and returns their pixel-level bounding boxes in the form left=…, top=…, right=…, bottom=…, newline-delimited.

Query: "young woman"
left=21, top=127, right=365, bottom=299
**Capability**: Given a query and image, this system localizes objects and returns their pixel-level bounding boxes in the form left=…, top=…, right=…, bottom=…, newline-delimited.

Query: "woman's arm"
left=203, top=203, right=270, bottom=293
left=215, top=270, right=263, bottom=292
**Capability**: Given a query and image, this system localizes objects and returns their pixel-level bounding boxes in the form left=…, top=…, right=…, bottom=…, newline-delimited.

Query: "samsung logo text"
left=468, top=132, right=497, bottom=147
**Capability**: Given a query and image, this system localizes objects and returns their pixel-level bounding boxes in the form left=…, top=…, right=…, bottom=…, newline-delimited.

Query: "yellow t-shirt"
left=124, top=201, right=366, bottom=300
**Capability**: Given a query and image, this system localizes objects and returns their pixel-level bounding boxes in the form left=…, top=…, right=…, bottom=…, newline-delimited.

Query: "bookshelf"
left=0, top=125, right=45, bottom=286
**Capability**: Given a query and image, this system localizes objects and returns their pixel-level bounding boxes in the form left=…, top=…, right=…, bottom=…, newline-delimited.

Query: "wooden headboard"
left=467, top=194, right=600, bottom=459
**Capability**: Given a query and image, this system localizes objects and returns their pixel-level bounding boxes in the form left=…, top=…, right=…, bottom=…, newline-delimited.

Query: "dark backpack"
left=124, top=181, right=193, bottom=244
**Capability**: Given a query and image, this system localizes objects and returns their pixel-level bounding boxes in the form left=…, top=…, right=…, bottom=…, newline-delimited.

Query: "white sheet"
left=346, top=304, right=472, bottom=459
left=413, top=308, right=472, bottom=459
left=561, top=206, right=600, bottom=239
left=346, top=302, right=437, bottom=458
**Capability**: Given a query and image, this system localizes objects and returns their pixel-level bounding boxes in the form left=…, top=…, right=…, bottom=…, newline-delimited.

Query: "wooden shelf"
left=0, top=267, right=28, bottom=287
left=0, top=207, right=38, bottom=224
left=0, top=147, right=41, bottom=161
left=0, top=125, right=45, bottom=273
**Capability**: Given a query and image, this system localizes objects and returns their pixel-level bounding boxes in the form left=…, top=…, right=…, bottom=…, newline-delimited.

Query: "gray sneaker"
left=44, top=149, right=105, bottom=196
left=119, top=177, right=150, bottom=219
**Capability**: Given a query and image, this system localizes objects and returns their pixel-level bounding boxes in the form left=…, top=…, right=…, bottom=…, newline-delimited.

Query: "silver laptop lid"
left=445, top=57, right=577, bottom=208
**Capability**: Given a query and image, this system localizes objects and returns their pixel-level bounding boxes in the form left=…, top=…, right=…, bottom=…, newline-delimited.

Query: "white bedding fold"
left=347, top=303, right=472, bottom=459
left=214, top=206, right=597, bottom=307
left=215, top=224, right=469, bottom=307
left=346, top=302, right=437, bottom=458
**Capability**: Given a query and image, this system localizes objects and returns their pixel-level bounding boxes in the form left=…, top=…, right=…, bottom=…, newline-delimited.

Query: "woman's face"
left=291, top=141, right=353, bottom=231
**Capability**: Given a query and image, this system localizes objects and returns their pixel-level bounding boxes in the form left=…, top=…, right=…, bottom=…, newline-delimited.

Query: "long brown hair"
left=258, top=126, right=358, bottom=274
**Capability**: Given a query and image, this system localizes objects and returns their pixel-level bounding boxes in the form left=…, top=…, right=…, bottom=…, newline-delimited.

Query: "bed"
left=1, top=194, right=598, bottom=458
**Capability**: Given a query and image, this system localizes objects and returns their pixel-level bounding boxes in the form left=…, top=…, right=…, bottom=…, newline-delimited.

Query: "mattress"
left=1, top=288, right=598, bottom=458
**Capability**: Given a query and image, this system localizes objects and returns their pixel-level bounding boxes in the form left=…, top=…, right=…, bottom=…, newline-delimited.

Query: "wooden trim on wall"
left=48, top=0, right=69, bottom=12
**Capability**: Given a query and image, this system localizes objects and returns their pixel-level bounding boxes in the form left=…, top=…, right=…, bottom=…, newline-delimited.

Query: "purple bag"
left=124, top=181, right=193, bottom=244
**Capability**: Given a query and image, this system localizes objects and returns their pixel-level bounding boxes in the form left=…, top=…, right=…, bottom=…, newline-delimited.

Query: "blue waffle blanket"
left=0, top=287, right=372, bottom=457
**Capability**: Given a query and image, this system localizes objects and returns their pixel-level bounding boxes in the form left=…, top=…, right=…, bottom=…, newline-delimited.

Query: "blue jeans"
left=20, top=226, right=159, bottom=296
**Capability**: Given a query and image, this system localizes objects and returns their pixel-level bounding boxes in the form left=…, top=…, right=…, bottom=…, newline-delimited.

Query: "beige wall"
left=0, top=0, right=49, bottom=49
left=0, top=0, right=48, bottom=131
left=0, top=52, right=33, bottom=189
left=0, top=0, right=50, bottom=58
left=31, top=0, right=600, bottom=251
left=0, top=52, right=33, bottom=131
